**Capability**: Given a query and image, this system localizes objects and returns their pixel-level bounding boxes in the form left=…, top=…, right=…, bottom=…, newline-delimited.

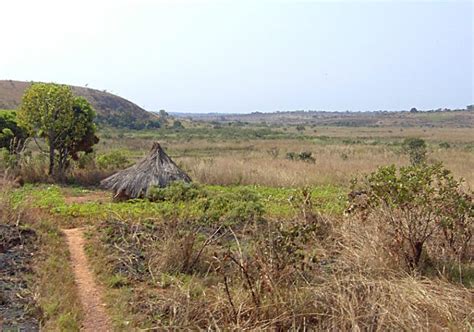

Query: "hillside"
left=0, top=80, right=158, bottom=128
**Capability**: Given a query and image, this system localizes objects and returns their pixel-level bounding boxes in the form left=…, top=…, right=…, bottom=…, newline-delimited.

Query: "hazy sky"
left=1, top=0, right=472, bottom=113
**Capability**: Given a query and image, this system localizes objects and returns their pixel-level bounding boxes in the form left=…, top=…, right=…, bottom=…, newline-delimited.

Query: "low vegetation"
left=0, top=89, right=472, bottom=330
left=80, top=166, right=472, bottom=330
left=0, top=189, right=82, bottom=331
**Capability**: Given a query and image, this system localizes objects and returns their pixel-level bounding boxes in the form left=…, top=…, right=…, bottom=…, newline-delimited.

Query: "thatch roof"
left=100, top=142, right=191, bottom=199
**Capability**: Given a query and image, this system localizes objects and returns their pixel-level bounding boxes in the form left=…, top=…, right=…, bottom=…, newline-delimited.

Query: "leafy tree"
left=18, top=83, right=99, bottom=179
left=402, top=137, right=427, bottom=165
left=0, top=110, right=28, bottom=153
left=60, top=97, right=99, bottom=170
left=350, top=163, right=472, bottom=269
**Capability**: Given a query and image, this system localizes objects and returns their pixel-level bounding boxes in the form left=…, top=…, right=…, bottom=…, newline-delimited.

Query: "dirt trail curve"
left=64, top=228, right=112, bottom=332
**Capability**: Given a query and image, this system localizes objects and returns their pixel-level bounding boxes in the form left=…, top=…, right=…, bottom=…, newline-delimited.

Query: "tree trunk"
left=57, top=148, right=68, bottom=182
left=48, top=141, right=55, bottom=176
left=408, top=241, right=424, bottom=269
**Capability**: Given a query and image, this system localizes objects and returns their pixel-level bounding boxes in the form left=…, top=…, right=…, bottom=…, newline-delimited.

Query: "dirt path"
left=64, top=228, right=112, bottom=332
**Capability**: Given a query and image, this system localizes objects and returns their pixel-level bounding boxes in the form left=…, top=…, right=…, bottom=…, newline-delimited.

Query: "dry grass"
left=4, top=126, right=472, bottom=187
left=86, top=209, right=473, bottom=330
left=176, top=145, right=473, bottom=187
left=98, top=126, right=473, bottom=187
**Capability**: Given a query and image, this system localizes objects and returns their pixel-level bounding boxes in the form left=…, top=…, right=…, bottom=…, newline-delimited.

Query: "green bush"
left=0, top=110, right=28, bottom=152
left=402, top=138, right=427, bottom=165
left=147, top=183, right=264, bottom=226
left=439, top=142, right=451, bottom=149
left=147, top=181, right=205, bottom=202
left=350, top=163, right=473, bottom=269
left=96, top=150, right=130, bottom=170
left=76, top=152, right=96, bottom=169
left=199, top=188, right=263, bottom=226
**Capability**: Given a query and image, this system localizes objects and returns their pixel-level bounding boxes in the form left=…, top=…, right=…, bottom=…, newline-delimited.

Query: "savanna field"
left=1, top=108, right=473, bottom=330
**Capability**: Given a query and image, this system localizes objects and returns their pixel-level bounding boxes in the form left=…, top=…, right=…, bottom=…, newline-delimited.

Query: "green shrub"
left=402, top=138, right=427, bottom=165
left=0, top=110, right=28, bottom=151
left=76, top=152, right=96, bottom=169
left=96, top=150, right=130, bottom=170
left=439, top=142, right=451, bottom=149
left=199, top=188, right=263, bottom=226
left=148, top=183, right=264, bottom=226
left=147, top=182, right=205, bottom=202
left=172, top=120, right=184, bottom=130
left=350, top=163, right=473, bottom=269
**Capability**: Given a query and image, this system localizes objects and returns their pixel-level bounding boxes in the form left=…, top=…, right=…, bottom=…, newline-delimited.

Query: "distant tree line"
left=96, top=113, right=161, bottom=130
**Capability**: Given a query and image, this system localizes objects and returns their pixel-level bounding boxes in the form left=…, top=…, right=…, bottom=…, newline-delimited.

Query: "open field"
left=1, top=116, right=473, bottom=330
left=96, top=124, right=474, bottom=187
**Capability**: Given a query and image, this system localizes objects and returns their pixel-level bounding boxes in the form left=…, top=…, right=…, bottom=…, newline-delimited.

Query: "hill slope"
left=0, top=80, right=158, bottom=128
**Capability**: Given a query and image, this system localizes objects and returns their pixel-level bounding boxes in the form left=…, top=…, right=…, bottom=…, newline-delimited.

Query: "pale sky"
left=1, top=0, right=472, bottom=113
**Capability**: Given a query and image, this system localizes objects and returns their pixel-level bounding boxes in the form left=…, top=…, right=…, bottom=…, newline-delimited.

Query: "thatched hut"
left=100, top=142, right=191, bottom=199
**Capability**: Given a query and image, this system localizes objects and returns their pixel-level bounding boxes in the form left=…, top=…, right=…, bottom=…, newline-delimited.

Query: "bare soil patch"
left=0, top=224, right=40, bottom=331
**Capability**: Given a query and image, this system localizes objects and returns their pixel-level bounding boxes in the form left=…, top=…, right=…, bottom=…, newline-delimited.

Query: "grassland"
left=97, top=124, right=474, bottom=187
left=1, top=113, right=473, bottom=330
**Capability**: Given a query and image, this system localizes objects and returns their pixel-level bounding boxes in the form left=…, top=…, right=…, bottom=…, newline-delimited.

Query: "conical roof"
left=100, top=142, right=191, bottom=199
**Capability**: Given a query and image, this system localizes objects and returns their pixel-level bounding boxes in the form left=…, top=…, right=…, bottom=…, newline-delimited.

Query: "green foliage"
left=107, top=274, right=129, bottom=288
left=69, top=97, right=99, bottom=160
left=147, top=181, right=204, bottom=202
left=18, top=83, right=99, bottom=178
left=76, top=152, right=96, bottom=169
left=351, top=163, right=473, bottom=269
left=402, top=137, right=427, bottom=165
left=439, top=141, right=451, bottom=149
left=12, top=183, right=344, bottom=226
left=286, top=151, right=315, bottom=163
left=171, top=120, right=184, bottom=130
left=0, top=110, right=28, bottom=151
left=148, top=182, right=264, bottom=226
left=96, top=150, right=130, bottom=170
left=198, top=188, right=264, bottom=226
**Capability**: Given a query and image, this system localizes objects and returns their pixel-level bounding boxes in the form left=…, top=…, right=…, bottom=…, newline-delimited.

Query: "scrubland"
left=1, top=121, right=473, bottom=330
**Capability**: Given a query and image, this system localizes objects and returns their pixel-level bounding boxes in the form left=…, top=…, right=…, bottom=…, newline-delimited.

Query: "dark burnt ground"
left=0, top=224, right=40, bottom=331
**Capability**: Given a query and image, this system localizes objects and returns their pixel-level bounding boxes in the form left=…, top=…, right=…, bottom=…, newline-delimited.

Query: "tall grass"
left=85, top=194, right=473, bottom=330
left=177, top=146, right=473, bottom=187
